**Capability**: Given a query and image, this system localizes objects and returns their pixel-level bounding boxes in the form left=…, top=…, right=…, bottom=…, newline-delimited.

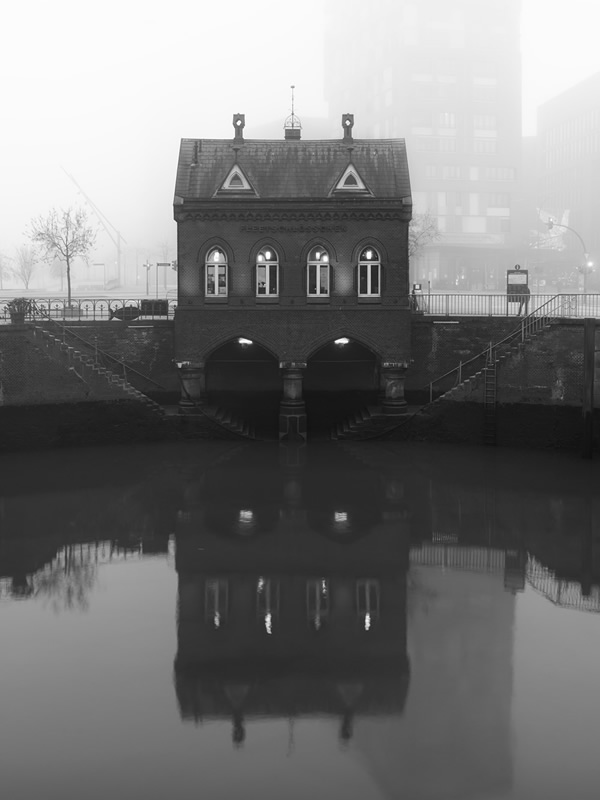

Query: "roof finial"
left=284, top=85, right=302, bottom=140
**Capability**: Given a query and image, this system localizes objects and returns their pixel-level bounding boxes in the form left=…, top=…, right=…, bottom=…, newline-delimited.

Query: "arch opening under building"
left=305, top=338, right=379, bottom=437
left=206, top=339, right=280, bottom=436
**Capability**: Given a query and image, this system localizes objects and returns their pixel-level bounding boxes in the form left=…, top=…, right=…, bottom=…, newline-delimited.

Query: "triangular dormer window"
left=216, top=164, right=257, bottom=195
left=331, top=164, right=371, bottom=195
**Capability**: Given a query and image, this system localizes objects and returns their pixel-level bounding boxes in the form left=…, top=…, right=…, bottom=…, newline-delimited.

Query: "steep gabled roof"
left=174, top=137, right=411, bottom=203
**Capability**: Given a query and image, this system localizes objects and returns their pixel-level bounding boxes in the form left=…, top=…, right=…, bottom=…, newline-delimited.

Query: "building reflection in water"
left=1, top=441, right=599, bottom=798
left=173, top=444, right=411, bottom=748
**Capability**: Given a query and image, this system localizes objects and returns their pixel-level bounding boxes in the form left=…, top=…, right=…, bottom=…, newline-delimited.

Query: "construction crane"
left=61, top=167, right=127, bottom=287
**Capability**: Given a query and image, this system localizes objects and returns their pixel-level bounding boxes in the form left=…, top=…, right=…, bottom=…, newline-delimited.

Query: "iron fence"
left=0, top=297, right=178, bottom=324
left=1, top=293, right=599, bottom=325
left=413, top=292, right=600, bottom=318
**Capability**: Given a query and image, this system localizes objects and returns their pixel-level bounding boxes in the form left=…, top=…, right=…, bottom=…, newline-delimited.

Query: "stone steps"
left=331, top=406, right=407, bottom=441
left=178, top=404, right=257, bottom=440
left=32, top=326, right=165, bottom=418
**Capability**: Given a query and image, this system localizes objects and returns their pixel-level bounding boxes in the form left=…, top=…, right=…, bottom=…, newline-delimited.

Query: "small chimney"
left=233, top=113, right=245, bottom=142
left=342, top=113, right=354, bottom=142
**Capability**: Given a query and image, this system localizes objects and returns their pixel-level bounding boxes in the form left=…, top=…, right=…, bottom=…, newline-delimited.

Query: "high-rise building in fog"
left=324, top=0, right=523, bottom=291
left=536, top=71, right=600, bottom=292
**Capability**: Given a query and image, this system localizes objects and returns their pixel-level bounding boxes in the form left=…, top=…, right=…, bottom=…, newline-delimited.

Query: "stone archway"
left=305, top=338, right=379, bottom=436
left=206, top=338, right=281, bottom=435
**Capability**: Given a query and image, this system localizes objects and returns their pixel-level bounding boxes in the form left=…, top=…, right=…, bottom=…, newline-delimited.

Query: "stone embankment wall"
left=55, top=320, right=179, bottom=397
left=407, top=317, right=598, bottom=406
left=399, top=316, right=600, bottom=450
left=1, top=317, right=599, bottom=452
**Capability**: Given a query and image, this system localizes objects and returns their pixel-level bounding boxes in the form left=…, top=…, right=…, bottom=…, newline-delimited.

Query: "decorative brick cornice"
left=175, top=208, right=406, bottom=224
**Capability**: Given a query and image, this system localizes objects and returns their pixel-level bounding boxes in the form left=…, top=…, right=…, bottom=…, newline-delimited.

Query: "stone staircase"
left=336, top=295, right=567, bottom=443
left=32, top=326, right=165, bottom=418
left=179, top=403, right=258, bottom=440
left=331, top=406, right=409, bottom=441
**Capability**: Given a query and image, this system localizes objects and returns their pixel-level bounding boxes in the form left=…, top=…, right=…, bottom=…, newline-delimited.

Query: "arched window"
left=358, top=247, right=381, bottom=297
left=205, top=247, right=227, bottom=296
left=307, top=246, right=330, bottom=296
left=256, top=247, right=278, bottom=296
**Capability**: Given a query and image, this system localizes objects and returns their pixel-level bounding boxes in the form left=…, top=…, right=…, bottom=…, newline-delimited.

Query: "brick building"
left=173, top=113, right=412, bottom=440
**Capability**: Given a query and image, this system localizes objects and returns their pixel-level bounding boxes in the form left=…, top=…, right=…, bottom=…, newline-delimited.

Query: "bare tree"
left=13, top=245, right=37, bottom=289
left=28, top=207, right=96, bottom=305
left=408, top=211, right=442, bottom=259
left=51, top=257, right=67, bottom=292
left=33, top=544, right=98, bottom=613
left=0, top=252, right=11, bottom=290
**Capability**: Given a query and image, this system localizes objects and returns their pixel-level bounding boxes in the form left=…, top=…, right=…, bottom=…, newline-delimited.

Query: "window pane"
left=319, top=265, right=329, bottom=294
left=371, top=265, right=380, bottom=294
left=268, top=264, right=278, bottom=294
left=217, top=265, right=227, bottom=294
left=359, top=264, right=368, bottom=294
left=257, top=265, right=266, bottom=294
left=308, top=264, right=317, bottom=294
left=206, top=266, right=215, bottom=295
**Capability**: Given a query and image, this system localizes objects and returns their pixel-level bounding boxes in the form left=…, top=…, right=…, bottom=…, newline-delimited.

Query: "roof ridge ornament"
left=342, top=113, right=354, bottom=143
left=233, top=113, right=245, bottom=143
left=284, top=85, right=302, bottom=140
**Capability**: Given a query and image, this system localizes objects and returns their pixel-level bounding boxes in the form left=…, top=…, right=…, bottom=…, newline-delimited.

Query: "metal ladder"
left=483, top=342, right=497, bottom=446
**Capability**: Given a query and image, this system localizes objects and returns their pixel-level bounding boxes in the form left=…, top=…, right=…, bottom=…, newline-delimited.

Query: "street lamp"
left=546, top=219, right=594, bottom=293
left=142, top=261, right=152, bottom=296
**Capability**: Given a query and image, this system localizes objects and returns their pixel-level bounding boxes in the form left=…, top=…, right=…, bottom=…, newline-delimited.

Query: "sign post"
left=506, top=264, right=529, bottom=316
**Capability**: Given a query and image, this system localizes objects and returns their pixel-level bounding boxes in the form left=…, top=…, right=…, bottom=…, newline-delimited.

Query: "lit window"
left=358, top=247, right=381, bottom=297
left=257, top=577, right=280, bottom=634
left=356, top=579, right=380, bottom=630
left=307, top=246, right=330, bottom=296
left=205, top=247, right=227, bottom=296
left=256, top=247, right=278, bottom=296
left=306, top=578, right=329, bottom=631
left=205, top=578, right=228, bottom=629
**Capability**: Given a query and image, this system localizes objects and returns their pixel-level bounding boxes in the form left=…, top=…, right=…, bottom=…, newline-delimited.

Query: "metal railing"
left=31, top=305, right=169, bottom=393
left=2, top=293, right=599, bottom=324
left=422, top=293, right=570, bottom=402
left=527, top=555, right=600, bottom=613
left=413, top=292, right=600, bottom=318
left=0, top=296, right=177, bottom=324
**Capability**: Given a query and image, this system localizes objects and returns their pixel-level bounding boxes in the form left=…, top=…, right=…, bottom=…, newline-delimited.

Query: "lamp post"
left=546, top=220, right=594, bottom=293
left=142, top=261, right=152, bottom=296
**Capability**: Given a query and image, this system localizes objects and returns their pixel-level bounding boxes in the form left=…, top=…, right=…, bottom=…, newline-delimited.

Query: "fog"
left=2, top=0, right=600, bottom=290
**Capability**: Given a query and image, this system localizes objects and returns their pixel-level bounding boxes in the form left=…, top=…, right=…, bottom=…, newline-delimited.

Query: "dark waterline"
left=1, top=440, right=599, bottom=800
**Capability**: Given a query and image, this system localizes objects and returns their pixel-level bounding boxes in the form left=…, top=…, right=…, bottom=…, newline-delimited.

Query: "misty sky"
left=2, top=0, right=600, bottom=278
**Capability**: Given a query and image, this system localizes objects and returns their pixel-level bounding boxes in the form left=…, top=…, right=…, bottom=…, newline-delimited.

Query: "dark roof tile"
left=174, top=137, right=411, bottom=202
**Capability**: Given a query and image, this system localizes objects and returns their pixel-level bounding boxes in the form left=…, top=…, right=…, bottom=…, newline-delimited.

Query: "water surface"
left=1, top=441, right=599, bottom=800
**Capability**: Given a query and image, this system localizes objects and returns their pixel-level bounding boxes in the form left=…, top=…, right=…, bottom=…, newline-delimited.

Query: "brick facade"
left=172, top=115, right=413, bottom=436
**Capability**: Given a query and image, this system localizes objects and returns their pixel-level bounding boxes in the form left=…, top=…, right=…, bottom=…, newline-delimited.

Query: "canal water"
left=1, top=440, right=599, bottom=800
